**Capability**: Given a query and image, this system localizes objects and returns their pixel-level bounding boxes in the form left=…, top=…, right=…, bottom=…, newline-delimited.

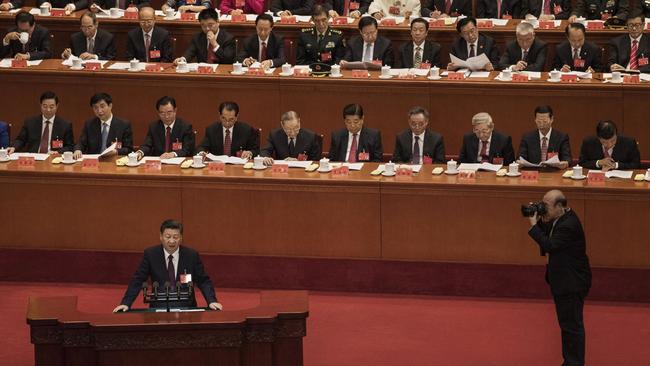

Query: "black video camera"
left=521, top=202, right=547, bottom=217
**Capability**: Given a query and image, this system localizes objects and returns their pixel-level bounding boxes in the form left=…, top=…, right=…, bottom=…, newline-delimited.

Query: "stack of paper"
left=8, top=153, right=50, bottom=161
left=518, top=155, right=561, bottom=168
left=205, top=154, right=248, bottom=165
left=0, top=59, right=42, bottom=68
left=457, top=162, right=503, bottom=172
left=272, top=160, right=313, bottom=168
left=604, top=170, right=633, bottom=179
left=449, top=54, right=491, bottom=71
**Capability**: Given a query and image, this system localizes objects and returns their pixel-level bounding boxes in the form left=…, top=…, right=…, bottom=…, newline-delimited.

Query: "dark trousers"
left=553, top=292, right=586, bottom=366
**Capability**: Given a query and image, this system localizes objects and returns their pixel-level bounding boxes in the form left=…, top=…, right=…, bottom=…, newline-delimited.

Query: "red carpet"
left=2, top=282, right=648, bottom=365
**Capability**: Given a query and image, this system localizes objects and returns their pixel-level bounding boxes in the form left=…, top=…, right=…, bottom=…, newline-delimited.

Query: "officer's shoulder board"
left=329, top=28, right=343, bottom=35
left=301, top=28, right=314, bottom=33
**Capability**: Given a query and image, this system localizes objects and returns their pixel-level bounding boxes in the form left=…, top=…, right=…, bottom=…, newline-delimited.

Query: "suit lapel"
left=531, top=132, right=541, bottom=162
left=339, top=131, right=349, bottom=160
left=423, top=130, right=433, bottom=157
left=488, top=133, right=499, bottom=158
left=404, top=42, right=413, bottom=67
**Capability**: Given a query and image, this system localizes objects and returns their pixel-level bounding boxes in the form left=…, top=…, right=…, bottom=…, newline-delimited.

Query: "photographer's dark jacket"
left=528, top=209, right=592, bottom=296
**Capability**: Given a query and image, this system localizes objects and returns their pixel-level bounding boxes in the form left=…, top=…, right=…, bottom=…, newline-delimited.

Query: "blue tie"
left=100, top=122, right=109, bottom=152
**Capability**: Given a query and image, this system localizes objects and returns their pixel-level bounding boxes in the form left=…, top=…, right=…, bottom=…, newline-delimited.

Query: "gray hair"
left=471, top=112, right=493, bottom=127
left=280, top=111, right=300, bottom=123
left=516, top=22, right=534, bottom=36
left=408, top=106, right=430, bottom=120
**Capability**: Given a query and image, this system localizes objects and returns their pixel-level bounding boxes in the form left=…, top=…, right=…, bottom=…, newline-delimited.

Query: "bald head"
left=541, top=189, right=568, bottom=221
left=544, top=190, right=566, bottom=207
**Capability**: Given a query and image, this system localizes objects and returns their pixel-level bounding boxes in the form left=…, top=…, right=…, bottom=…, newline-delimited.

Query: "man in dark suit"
left=569, top=0, right=627, bottom=22
left=7, top=91, right=74, bottom=154
left=37, top=0, right=89, bottom=13
left=633, top=0, right=650, bottom=18
left=91, top=0, right=148, bottom=11
left=323, top=0, right=369, bottom=18
left=477, top=0, right=522, bottom=18
left=0, top=121, right=8, bottom=149
left=398, top=18, right=441, bottom=68
left=448, top=17, right=499, bottom=71
left=136, top=96, right=194, bottom=159
left=608, top=12, right=650, bottom=72
left=328, top=104, right=383, bottom=162
left=61, top=12, right=116, bottom=61
left=73, top=92, right=134, bottom=159
left=1, top=11, right=52, bottom=60
left=261, top=111, right=322, bottom=165
left=342, top=16, right=394, bottom=67
left=578, top=120, right=640, bottom=171
left=553, top=23, right=603, bottom=72
left=498, top=22, right=547, bottom=71
left=198, top=102, right=259, bottom=159
left=0, top=0, right=24, bottom=12
left=126, top=6, right=173, bottom=62
left=526, top=190, right=591, bottom=366
left=296, top=5, right=345, bottom=66
left=271, top=0, right=314, bottom=15
left=174, top=8, right=235, bottom=65
left=113, top=219, right=222, bottom=312
left=458, top=112, right=515, bottom=165
left=518, top=105, right=571, bottom=169
left=421, top=0, right=472, bottom=17
left=393, top=106, right=445, bottom=164
left=521, top=0, right=571, bottom=19
left=239, top=14, right=285, bottom=68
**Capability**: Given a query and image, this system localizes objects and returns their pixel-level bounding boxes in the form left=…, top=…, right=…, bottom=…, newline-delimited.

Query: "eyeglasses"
left=627, top=23, right=643, bottom=29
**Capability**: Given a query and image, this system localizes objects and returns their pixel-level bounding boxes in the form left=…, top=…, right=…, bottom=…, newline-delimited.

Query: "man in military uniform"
left=633, top=0, right=650, bottom=17
left=569, top=0, right=629, bottom=22
left=296, top=5, right=345, bottom=65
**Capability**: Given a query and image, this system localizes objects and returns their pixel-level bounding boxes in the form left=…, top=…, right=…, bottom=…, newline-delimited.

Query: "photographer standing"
left=525, top=189, right=592, bottom=366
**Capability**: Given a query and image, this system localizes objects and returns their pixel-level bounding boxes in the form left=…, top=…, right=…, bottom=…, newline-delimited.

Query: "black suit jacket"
left=12, top=116, right=74, bottom=153
left=0, top=121, right=8, bottom=149
left=94, top=0, right=148, bottom=9
left=498, top=38, right=548, bottom=71
left=518, top=129, right=572, bottom=164
left=238, top=32, right=285, bottom=67
left=76, top=116, right=134, bottom=155
left=529, top=209, right=591, bottom=296
left=1, top=25, right=52, bottom=60
left=572, top=0, right=628, bottom=20
left=520, top=0, right=571, bottom=19
left=421, top=0, right=472, bottom=16
left=139, top=119, right=194, bottom=157
left=324, top=0, right=371, bottom=15
left=198, top=121, right=260, bottom=156
left=69, top=28, right=116, bottom=60
left=183, top=29, right=235, bottom=64
left=450, top=33, right=500, bottom=66
left=553, top=40, right=603, bottom=72
left=344, top=35, right=394, bottom=67
left=392, top=129, right=445, bottom=163
left=261, top=128, right=322, bottom=160
left=608, top=34, right=650, bottom=73
left=3, top=0, right=23, bottom=9
left=37, top=0, right=88, bottom=10
left=328, top=127, right=383, bottom=162
left=119, top=245, right=218, bottom=308
left=270, top=0, right=314, bottom=14
left=398, top=41, right=441, bottom=68
left=458, top=130, right=515, bottom=164
left=477, top=0, right=522, bottom=18
left=126, top=26, right=173, bottom=62
left=633, top=0, right=650, bottom=18
left=578, top=135, right=640, bottom=169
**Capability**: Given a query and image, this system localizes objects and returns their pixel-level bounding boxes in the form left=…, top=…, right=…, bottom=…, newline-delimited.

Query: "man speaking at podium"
left=113, top=220, right=222, bottom=312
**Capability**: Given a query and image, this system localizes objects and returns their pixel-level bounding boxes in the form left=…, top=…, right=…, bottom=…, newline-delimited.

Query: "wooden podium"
left=27, top=291, right=309, bottom=366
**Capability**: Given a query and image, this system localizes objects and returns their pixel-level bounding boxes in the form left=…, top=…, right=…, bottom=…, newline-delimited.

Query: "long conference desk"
left=1, top=59, right=649, bottom=161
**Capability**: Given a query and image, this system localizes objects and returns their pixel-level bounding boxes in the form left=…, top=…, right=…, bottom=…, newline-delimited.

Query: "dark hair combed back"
left=408, top=106, right=429, bottom=120
left=160, top=219, right=183, bottom=234
left=198, top=8, right=219, bottom=22
left=312, top=4, right=328, bottom=17
left=596, top=120, right=618, bottom=139
left=410, top=17, right=429, bottom=31
left=358, top=16, right=377, bottom=30
left=90, top=92, right=112, bottom=107
left=15, top=11, right=35, bottom=26
left=565, top=23, right=585, bottom=36
left=256, top=13, right=274, bottom=26
left=627, top=10, right=645, bottom=23
left=343, top=104, right=364, bottom=118
left=456, top=17, right=477, bottom=33
left=534, top=105, right=553, bottom=117
left=219, top=101, right=239, bottom=115
left=156, top=96, right=176, bottom=110
left=40, top=91, right=58, bottom=104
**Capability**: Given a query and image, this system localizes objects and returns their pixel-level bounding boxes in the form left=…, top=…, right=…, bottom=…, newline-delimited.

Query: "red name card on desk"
left=331, top=165, right=349, bottom=177
left=180, top=12, right=195, bottom=21
left=512, top=73, right=528, bottom=82
left=447, top=72, right=465, bottom=80
left=477, top=20, right=493, bottom=28
left=50, top=9, right=66, bottom=16
left=623, top=75, right=640, bottom=84
left=587, top=21, right=604, bottom=30
left=231, top=13, right=246, bottom=22
left=17, top=156, right=35, bottom=168
left=430, top=19, right=445, bottom=28
left=560, top=74, right=578, bottom=83
left=458, top=170, right=476, bottom=180
left=11, top=59, right=27, bottom=68
left=380, top=18, right=396, bottom=26
left=587, top=171, right=605, bottom=184
left=124, top=10, right=138, bottom=19
left=538, top=21, right=555, bottom=29
left=144, top=160, right=161, bottom=171
left=197, top=65, right=214, bottom=74
left=82, top=158, right=99, bottom=169
left=396, top=167, right=413, bottom=177
left=521, top=170, right=539, bottom=182
left=208, top=161, right=225, bottom=173
left=293, top=68, right=310, bottom=77
left=247, top=68, right=265, bottom=76
left=332, top=17, right=347, bottom=25
left=351, top=69, right=369, bottom=78
left=271, top=164, right=289, bottom=174
left=280, top=15, right=296, bottom=24
left=84, top=62, right=101, bottom=71
left=144, top=64, right=161, bottom=72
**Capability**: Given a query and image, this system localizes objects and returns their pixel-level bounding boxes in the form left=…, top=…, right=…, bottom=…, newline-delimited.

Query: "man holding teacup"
left=1, top=11, right=52, bottom=60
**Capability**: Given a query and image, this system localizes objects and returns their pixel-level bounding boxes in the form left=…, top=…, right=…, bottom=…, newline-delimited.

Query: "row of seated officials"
left=2, top=0, right=650, bottom=21
left=0, top=91, right=641, bottom=172
left=2, top=5, right=650, bottom=72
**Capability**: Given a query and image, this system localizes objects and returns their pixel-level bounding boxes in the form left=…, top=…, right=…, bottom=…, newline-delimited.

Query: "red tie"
left=260, top=41, right=268, bottom=61
left=630, top=40, right=639, bottom=70
left=444, top=0, right=452, bottom=14
left=603, top=146, right=611, bottom=158
left=347, top=134, right=358, bottom=163
left=167, top=254, right=175, bottom=286
left=344, top=0, right=350, bottom=15
left=542, top=0, right=550, bottom=15
left=207, top=43, right=217, bottom=63
left=165, top=126, right=171, bottom=152
left=497, top=0, right=501, bottom=18
left=38, top=120, right=50, bottom=153
left=224, top=129, right=232, bottom=156
left=144, top=33, right=151, bottom=62
left=479, top=140, right=489, bottom=162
